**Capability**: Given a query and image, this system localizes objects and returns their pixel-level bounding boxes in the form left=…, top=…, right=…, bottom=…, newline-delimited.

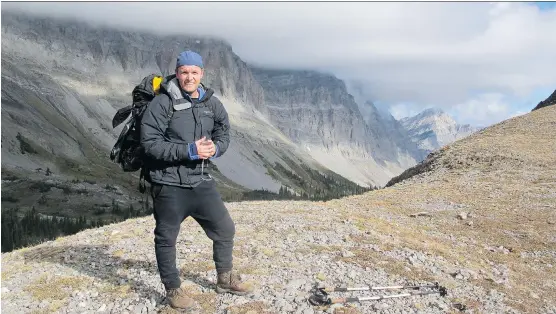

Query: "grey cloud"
left=3, top=2, right=556, bottom=125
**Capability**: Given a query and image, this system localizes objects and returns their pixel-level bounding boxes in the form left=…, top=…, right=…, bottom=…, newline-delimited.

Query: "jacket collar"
left=163, top=77, right=210, bottom=102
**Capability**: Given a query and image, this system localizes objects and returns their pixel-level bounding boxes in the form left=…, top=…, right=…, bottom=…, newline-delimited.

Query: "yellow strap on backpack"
left=152, top=76, right=163, bottom=94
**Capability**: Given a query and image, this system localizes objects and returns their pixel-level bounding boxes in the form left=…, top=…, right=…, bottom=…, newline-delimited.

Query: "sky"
left=3, top=1, right=556, bottom=127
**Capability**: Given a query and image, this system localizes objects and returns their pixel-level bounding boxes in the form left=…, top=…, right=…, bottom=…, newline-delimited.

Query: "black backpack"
left=110, top=74, right=167, bottom=174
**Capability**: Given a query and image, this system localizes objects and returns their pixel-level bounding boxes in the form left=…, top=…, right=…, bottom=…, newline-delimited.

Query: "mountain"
left=0, top=10, right=373, bottom=224
left=2, top=101, right=554, bottom=314
left=532, top=89, right=556, bottom=111
left=1, top=10, right=423, bottom=194
left=400, top=108, right=480, bottom=154
left=250, top=67, right=424, bottom=187
left=2, top=10, right=403, bottom=232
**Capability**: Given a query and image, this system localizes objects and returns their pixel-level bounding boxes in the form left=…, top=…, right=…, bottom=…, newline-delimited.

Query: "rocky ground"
left=2, top=106, right=555, bottom=314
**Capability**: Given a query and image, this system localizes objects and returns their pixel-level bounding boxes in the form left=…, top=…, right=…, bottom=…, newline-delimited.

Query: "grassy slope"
left=327, top=105, right=556, bottom=313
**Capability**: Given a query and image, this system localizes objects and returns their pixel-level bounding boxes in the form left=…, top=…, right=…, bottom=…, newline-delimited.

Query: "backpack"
left=109, top=74, right=167, bottom=174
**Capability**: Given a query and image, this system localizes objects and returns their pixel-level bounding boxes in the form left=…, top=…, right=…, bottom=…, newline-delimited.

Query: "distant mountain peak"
left=400, top=108, right=479, bottom=153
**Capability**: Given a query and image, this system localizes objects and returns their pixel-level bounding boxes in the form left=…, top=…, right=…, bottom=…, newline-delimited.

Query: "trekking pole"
left=308, top=283, right=447, bottom=306
left=316, top=283, right=441, bottom=293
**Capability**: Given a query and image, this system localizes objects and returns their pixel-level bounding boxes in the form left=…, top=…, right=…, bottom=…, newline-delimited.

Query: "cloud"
left=3, top=2, right=556, bottom=126
left=389, top=103, right=431, bottom=121
left=449, top=93, right=514, bottom=126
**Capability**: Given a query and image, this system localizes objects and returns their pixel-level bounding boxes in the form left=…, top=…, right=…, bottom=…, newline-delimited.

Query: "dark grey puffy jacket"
left=139, top=76, right=230, bottom=187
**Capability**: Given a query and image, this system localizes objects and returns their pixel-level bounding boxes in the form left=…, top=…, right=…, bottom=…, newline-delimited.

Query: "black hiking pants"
left=150, top=179, right=235, bottom=290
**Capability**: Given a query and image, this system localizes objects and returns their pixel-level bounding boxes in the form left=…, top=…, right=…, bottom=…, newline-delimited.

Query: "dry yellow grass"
left=23, top=273, right=93, bottom=301
left=226, top=301, right=274, bottom=314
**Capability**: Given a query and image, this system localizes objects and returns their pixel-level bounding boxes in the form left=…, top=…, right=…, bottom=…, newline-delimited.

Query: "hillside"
left=2, top=105, right=554, bottom=313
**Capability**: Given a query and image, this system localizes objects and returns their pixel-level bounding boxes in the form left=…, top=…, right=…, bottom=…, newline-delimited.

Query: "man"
left=140, top=50, right=253, bottom=310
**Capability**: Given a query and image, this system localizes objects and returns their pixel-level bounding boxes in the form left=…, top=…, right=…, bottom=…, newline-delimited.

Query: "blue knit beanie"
left=176, top=50, right=203, bottom=69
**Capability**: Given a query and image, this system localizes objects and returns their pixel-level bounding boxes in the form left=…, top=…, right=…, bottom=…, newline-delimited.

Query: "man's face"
left=176, top=65, right=203, bottom=93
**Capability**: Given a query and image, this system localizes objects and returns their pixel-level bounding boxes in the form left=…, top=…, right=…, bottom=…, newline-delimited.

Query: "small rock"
left=133, top=304, right=145, bottom=314
left=302, top=308, right=314, bottom=314
left=316, top=273, right=326, bottom=281
left=39, top=300, right=50, bottom=308
left=342, top=250, right=355, bottom=258
left=530, top=292, right=540, bottom=299
left=287, top=279, right=307, bottom=288
left=326, top=304, right=344, bottom=313
left=373, top=303, right=389, bottom=311
left=275, top=299, right=287, bottom=309
left=283, top=303, right=295, bottom=312
left=457, top=212, right=468, bottom=220
left=252, top=291, right=263, bottom=300
left=467, top=221, right=474, bottom=226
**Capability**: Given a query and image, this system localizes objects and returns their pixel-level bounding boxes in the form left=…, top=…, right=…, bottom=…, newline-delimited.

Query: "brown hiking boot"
left=166, top=286, right=195, bottom=310
left=216, top=270, right=254, bottom=295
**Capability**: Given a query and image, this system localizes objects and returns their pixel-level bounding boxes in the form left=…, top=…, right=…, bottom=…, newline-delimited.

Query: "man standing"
left=140, top=50, right=253, bottom=310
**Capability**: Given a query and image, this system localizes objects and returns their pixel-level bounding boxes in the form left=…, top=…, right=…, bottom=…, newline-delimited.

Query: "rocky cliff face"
left=250, top=68, right=364, bottom=149
left=250, top=67, right=424, bottom=187
left=400, top=108, right=480, bottom=154
left=532, top=89, right=556, bottom=111
left=0, top=12, right=266, bottom=111
left=346, top=82, right=428, bottom=163
left=0, top=11, right=293, bottom=201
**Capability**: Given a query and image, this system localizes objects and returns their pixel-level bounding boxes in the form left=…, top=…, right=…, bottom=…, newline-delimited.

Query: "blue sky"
left=3, top=2, right=556, bottom=128
left=533, top=2, right=556, bottom=10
